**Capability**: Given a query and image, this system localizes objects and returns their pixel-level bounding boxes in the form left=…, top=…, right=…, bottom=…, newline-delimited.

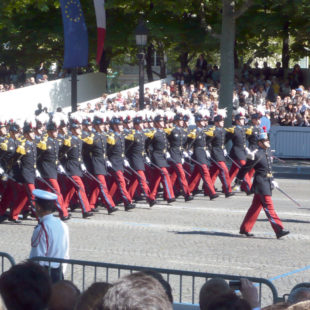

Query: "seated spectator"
left=205, top=291, right=251, bottom=310
left=75, top=282, right=112, bottom=310
left=48, top=280, right=80, bottom=310
left=0, top=261, right=51, bottom=310
left=288, top=286, right=310, bottom=306
left=199, top=278, right=231, bottom=310
left=102, top=272, right=172, bottom=310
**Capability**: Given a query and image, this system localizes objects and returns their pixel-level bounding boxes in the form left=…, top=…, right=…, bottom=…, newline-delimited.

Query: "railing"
left=0, top=252, right=16, bottom=273
left=30, top=256, right=280, bottom=306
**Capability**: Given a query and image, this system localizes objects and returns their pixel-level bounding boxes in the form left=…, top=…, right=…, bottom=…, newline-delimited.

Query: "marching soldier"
left=37, top=116, right=70, bottom=220
left=107, top=116, right=136, bottom=211
left=84, top=113, right=118, bottom=214
left=187, top=112, right=218, bottom=200
left=145, top=111, right=175, bottom=203
left=62, top=113, right=93, bottom=218
left=166, top=112, right=193, bottom=201
left=125, top=113, right=157, bottom=206
left=226, top=108, right=252, bottom=194
left=208, top=111, right=234, bottom=198
left=234, top=129, right=289, bottom=239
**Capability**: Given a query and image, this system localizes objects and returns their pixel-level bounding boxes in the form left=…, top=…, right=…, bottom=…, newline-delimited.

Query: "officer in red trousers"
left=226, top=109, right=252, bottom=194
left=125, top=113, right=157, bottom=207
left=37, top=116, right=70, bottom=220
left=187, top=112, right=218, bottom=200
left=234, top=129, right=289, bottom=239
left=62, top=113, right=93, bottom=218
left=145, top=111, right=175, bottom=203
left=107, top=116, right=135, bottom=211
left=0, top=120, right=25, bottom=223
left=166, top=112, right=193, bottom=202
left=85, top=113, right=118, bottom=214
left=209, top=112, right=234, bottom=198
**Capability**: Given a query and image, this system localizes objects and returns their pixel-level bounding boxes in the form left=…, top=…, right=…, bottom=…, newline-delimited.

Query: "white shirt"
left=30, top=214, right=69, bottom=268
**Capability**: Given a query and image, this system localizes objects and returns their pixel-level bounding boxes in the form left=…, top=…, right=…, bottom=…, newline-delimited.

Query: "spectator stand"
left=29, top=256, right=280, bottom=307
left=0, top=252, right=15, bottom=274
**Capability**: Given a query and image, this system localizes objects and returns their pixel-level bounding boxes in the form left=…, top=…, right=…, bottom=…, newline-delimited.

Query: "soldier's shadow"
left=171, top=230, right=270, bottom=240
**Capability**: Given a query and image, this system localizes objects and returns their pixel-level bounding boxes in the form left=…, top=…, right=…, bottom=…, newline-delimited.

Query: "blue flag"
left=60, top=0, right=88, bottom=68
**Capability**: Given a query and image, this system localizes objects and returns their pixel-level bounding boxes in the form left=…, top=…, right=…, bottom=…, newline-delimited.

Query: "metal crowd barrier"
left=0, top=252, right=16, bottom=273
left=30, top=256, right=280, bottom=306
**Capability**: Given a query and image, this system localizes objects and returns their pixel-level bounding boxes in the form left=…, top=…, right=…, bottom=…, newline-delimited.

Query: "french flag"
left=93, top=0, right=106, bottom=64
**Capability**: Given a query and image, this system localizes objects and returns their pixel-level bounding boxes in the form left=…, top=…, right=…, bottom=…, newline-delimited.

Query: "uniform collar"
left=38, top=213, right=54, bottom=224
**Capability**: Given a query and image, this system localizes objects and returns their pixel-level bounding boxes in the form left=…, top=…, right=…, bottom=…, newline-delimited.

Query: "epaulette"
left=0, top=140, right=8, bottom=151
left=37, top=140, right=47, bottom=150
left=125, top=133, right=135, bottom=141
left=225, top=126, right=235, bottom=134
left=187, top=129, right=196, bottom=139
left=63, top=136, right=72, bottom=147
left=204, top=126, right=215, bottom=137
left=245, top=126, right=253, bottom=135
left=164, top=127, right=174, bottom=135
left=16, top=144, right=26, bottom=155
left=107, top=133, right=116, bottom=145
left=144, top=130, right=155, bottom=139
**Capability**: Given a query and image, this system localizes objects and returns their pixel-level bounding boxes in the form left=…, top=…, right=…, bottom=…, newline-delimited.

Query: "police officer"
left=234, top=130, right=289, bottom=239
left=30, top=189, right=69, bottom=283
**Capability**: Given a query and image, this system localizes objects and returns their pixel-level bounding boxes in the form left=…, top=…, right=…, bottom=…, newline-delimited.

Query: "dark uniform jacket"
left=237, top=147, right=274, bottom=196
left=37, top=136, right=61, bottom=179
left=187, top=127, right=210, bottom=165
left=0, top=137, right=23, bottom=181
left=81, top=130, right=94, bottom=172
left=246, top=125, right=260, bottom=151
left=145, top=129, right=169, bottom=168
left=107, top=132, right=126, bottom=172
left=20, top=140, right=37, bottom=184
left=226, top=126, right=247, bottom=161
left=62, top=135, right=84, bottom=177
left=208, top=126, right=227, bottom=162
left=167, top=126, right=188, bottom=164
left=125, top=130, right=147, bottom=171
left=84, top=132, right=108, bottom=175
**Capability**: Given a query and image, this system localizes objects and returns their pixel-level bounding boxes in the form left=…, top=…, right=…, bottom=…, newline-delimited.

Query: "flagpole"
left=71, top=67, right=77, bottom=112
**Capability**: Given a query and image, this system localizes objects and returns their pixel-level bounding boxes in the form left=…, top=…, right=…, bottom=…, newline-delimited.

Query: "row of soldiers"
left=0, top=107, right=262, bottom=223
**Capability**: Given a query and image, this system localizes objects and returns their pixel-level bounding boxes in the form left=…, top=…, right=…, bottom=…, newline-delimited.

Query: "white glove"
left=223, top=149, right=228, bottom=157
left=181, top=158, right=185, bottom=164
left=0, top=167, right=4, bottom=175
left=145, top=156, right=151, bottom=164
left=80, top=163, right=87, bottom=172
left=35, top=169, right=41, bottom=178
left=205, top=150, right=211, bottom=158
left=188, top=150, right=193, bottom=156
left=106, top=160, right=112, bottom=168
left=57, top=165, right=66, bottom=174
left=272, top=180, right=279, bottom=189
left=183, top=151, right=189, bottom=158
left=165, top=152, right=171, bottom=159
left=124, top=159, right=130, bottom=167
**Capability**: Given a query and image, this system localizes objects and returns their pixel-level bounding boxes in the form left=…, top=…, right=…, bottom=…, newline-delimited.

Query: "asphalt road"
left=0, top=177, right=309, bottom=306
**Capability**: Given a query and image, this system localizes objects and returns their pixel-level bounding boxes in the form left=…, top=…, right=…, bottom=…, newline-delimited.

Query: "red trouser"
left=151, top=167, right=175, bottom=200
left=89, top=174, right=115, bottom=209
left=128, top=170, right=155, bottom=201
left=229, top=159, right=252, bottom=192
left=109, top=170, right=132, bottom=205
left=210, top=161, right=232, bottom=194
left=189, top=164, right=216, bottom=196
left=240, top=194, right=284, bottom=234
left=169, top=163, right=191, bottom=197
left=63, top=176, right=91, bottom=213
left=10, top=183, right=35, bottom=220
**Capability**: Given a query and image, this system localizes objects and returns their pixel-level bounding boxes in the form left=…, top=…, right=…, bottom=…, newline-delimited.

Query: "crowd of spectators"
left=82, top=57, right=310, bottom=129
left=1, top=261, right=310, bottom=310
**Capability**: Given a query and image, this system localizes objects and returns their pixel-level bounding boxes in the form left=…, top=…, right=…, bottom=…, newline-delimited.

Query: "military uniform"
left=237, top=146, right=286, bottom=237
left=187, top=127, right=217, bottom=198
left=146, top=128, right=175, bottom=202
